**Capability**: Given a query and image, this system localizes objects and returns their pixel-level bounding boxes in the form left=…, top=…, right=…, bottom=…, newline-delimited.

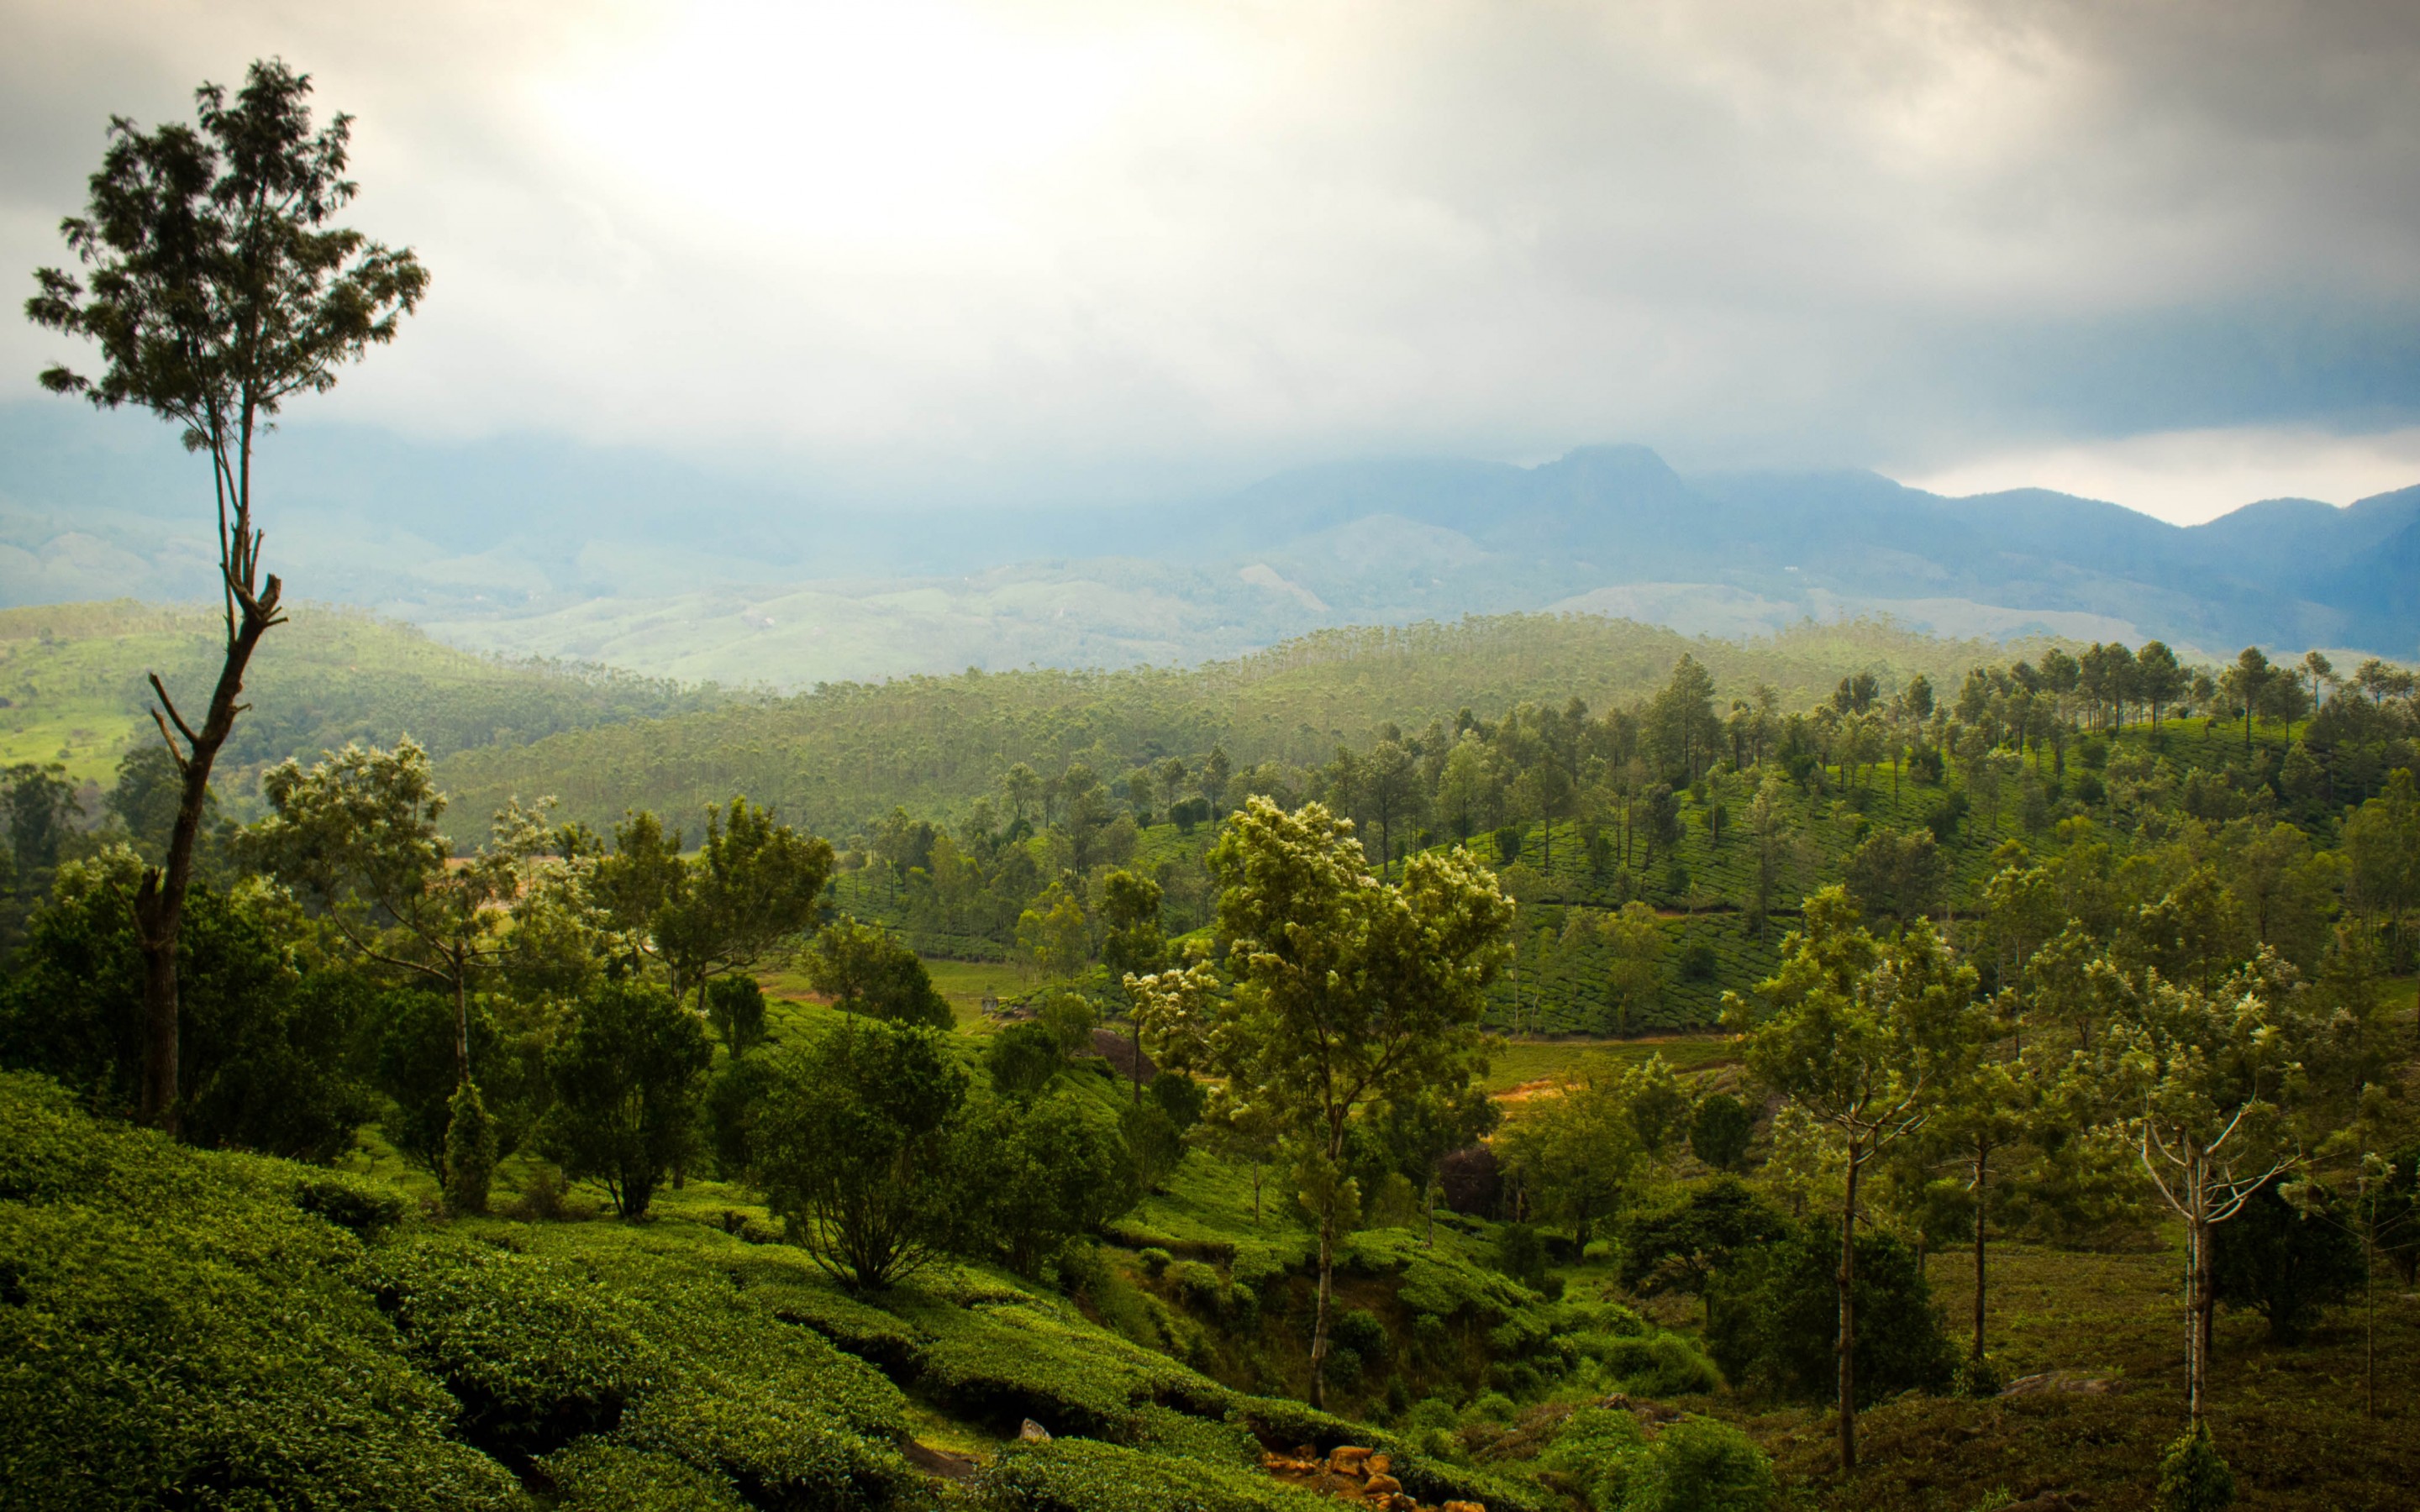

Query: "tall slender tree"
left=25, top=60, right=426, bottom=1131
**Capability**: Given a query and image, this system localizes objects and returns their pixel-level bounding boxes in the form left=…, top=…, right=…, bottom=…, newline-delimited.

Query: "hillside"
left=8, top=404, right=2413, bottom=687
left=430, top=614, right=2042, bottom=843
left=0, top=601, right=725, bottom=808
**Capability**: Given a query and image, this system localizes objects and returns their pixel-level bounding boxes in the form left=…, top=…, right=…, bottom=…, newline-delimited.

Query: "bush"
left=1593, top=1334, right=1723, bottom=1398
left=2152, top=1422, right=2236, bottom=1512
left=1706, top=1224, right=1954, bottom=1404
left=702, top=974, right=768, bottom=1058
left=1497, top=1222, right=1555, bottom=1291
left=1621, top=1418, right=1775, bottom=1512
left=1687, top=1095, right=1753, bottom=1172
left=2211, top=1179, right=2365, bottom=1343
left=986, top=1020, right=1065, bottom=1100
left=976, top=1436, right=1324, bottom=1512
left=443, top=1079, right=498, bottom=1215
left=535, top=1441, right=746, bottom=1510
left=1535, top=1406, right=1649, bottom=1508
left=1139, top=1247, right=1175, bottom=1277
left=1330, top=1307, right=1391, bottom=1364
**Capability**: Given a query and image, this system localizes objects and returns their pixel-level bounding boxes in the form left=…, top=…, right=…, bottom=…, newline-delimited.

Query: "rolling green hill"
left=0, top=601, right=728, bottom=812
left=432, top=613, right=2044, bottom=843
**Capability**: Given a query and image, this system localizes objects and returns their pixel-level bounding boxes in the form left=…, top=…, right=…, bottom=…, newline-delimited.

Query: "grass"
left=1481, top=1035, right=1741, bottom=1095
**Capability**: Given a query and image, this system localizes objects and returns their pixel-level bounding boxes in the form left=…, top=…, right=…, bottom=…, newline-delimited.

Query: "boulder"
left=1018, top=1419, right=1052, bottom=1442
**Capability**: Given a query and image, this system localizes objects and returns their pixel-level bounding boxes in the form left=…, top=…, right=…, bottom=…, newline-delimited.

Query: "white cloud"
left=1894, top=424, right=2420, bottom=524
left=5, top=0, right=2420, bottom=506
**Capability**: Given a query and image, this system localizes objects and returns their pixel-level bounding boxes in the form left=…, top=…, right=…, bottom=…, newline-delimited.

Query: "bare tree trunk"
left=1839, top=1154, right=1861, bottom=1471
left=2186, top=1210, right=2212, bottom=1426
left=452, top=969, right=472, bottom=1083
left=132, top=580, right=282, bottom=1132
left=1972, top=1144, right=1989, bottom=1362
left=1308, top=1212, right=1335, bottom=1410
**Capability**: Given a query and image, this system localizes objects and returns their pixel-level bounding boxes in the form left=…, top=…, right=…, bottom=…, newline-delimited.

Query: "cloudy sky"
left=7, top=0, right=2420, bottom=523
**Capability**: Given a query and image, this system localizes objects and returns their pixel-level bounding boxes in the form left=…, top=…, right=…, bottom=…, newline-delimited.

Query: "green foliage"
left=0, top=1072, right=521, bottom=1510
left=702, top=974, right=768, bottom=1057
left=804, top=916, right=951, bottom=1028
left=2210, top=1180, right=2365, bottom=1343
left=954, top=1089, right=1139, bottom=1275
left=1620, top=1418, right=1776, bottom=1512
left=1705, top=1224, right=1954, bottom=1405
left=976, top=1436, right=1328, bottom=1512
left=757, top=1020, right=969, bottom=1288
left=441, top=1079, right=497, bottom=1215
left=988, top=1019, right=1068, bottom=1100
left=1152, top=1069, right=1208, bottom=1131
left=2152, top=1422, right=2237, bottom=1512
left=540, top=979, right=713, bottom=1218
left=534, top=1441, right=746, bottom=1511
left=1688, top=1094, right=1754, bottom=1171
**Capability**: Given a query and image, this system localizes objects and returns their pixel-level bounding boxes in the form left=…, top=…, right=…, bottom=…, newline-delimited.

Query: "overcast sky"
left=7, top=0, right=2420, bottom=522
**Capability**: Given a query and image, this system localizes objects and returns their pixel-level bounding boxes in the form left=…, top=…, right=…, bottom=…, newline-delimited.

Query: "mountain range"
left=1, top=403, right=2411, bottom=685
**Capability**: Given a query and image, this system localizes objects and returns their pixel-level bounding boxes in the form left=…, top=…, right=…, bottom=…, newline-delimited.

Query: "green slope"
left=434, top=613, right=2043, bottom=843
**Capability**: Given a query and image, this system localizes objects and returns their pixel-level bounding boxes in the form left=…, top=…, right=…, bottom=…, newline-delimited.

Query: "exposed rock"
left=2000, top=1372, right=2121, bottom=1397
left=1018, top=1419, right=1052, bottom=1441
left=1365, top=1473, right=1404, bottom=1496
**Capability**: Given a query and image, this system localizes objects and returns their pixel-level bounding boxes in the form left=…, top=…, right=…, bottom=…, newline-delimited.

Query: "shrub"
left=1139, top=1247, right=1175, bottom=1277
left=294, top=1173, right=408, bottom=1238
left=443, top=1079, right=498, bottom=1215
left=2152, top=1422, right=2236, bottom=1512
left=954, top=1090, right=1139, bottom=1276
left=1330, top=1306, right=1391, bottom=1364
left=976, top=1436, right=1326, bottom=1512
left=2211, top=1179, right=2365, bottom=1343
left=1687, top=1095, right=1754, bottom=1172
left=1621, top=1417, right=1776, bottom=1512
left=1150, top=1069, right=1207, bottom=1131
left=1171, top=1259, right=1224, bottom=1309
left=1534, top=1406, right=1649, bottom=1508
left=1593, top=1334, right=1723, bottom=1398
left=986, top=1020, right=1065, bottom=1100
left=535, top=1441, right=746, bottom=1510
left=1706, top=1224, right=1954, bottom=1404
left=756, top=1021, right=969, bottom=1289
left=1497, top=1222, right=1555, bottom=1291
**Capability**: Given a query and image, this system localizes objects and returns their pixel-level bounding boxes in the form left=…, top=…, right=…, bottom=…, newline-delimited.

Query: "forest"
left=4, top=600, right=2418, bottom=1512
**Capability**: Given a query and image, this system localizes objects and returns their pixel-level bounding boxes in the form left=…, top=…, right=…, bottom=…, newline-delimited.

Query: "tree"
left=704, top=974, right=769, bottom=1057
left=2107, top=950, right=2324, bottom=1425
left=1646, top=654, right=1722, bottom=782
left=1016, top=880, right=1088, bottom=979
left=1724, top=888, right=1984, bottom=1469
left=1842, top=827, right=1946, bottom=926
left=1145, top=798, right=1511, bottom=1408
left=1571, top=900, right=1665, bottom=1033
left=1373, top=1080, right=1502, bottom=1244
left=953, top=1090, right=1134, bottom=1275
left=1706, top=1223, right=1955, bottom=1407
left=1360, top=739, right=1423, bottom=879
left=2217, top=648, right=2273, bottom=753
left=1690, top=1093, right=1754, bottom=1171
left=984, top=1019, right=1065, bottom=1100
left=1619, top=1178, right=1791, bottom=1326
left=1099, top=868, right=1165, bottom=1103
left=2138, top=641, right=2186, bottom=735
left=803, top=917, right=951, bottom=1028
left=539, top=979, right=712, bottom=1219
left=655, top=798, right=832, bottom=1013
left=756, top=1019, right=969, bottom=1289
left=2209, top=1179, right=2363, bottom=1344
left=1000, top=763, right=1044, bottom=831
left=1499, top=1074, right=1639, bottom=1254
left=250, top=742, right=550, bottom=1089
left=26, top=60, right=427, bottom=1132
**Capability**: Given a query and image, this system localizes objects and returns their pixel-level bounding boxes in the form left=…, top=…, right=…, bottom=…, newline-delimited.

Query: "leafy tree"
left=590, top=809, right=687, bottom=976
left=1150, top=1069, right=1207, bottom=1131
left=654, top=797, right=831, bottom=1012
left=1724, top=887, right=1984, bottom=1468
left=2210, top=1179, right=2364, bottom=1344
left=984, top=1019, right=1064, bottom=1100
left=1037, top=989, right=1097, bottom=1058
left=442, top=1079, right=498, bottom=1215
left=1500, top=1074, right=1639, bottom=1253
left=756, top=1019, right=969, bottom=1288
left=2152, top=1422, right=2236, bottom=1512
left=1707, top=1223, right=1954, bottom=1407
left=26, top=60, right=425, bottom=1132
left=1122, top=1099, right=1186, bottom=1194
left=702, top=1050, right=778, bottom=1179
left=2107, top=950, right=2325, bottom=1425
left=1371, top=1079, right=1501, bottom=1244
left=1690, top=1093, right=1754, bottom=1171
left=703, top=974, right=769, bottom=1057
left=250, top=742, right=556, bottom=1095
left=803, top=917, right=950, bottom=1028
left=1571, top=900, right=1664, bottom=1033
left=540, top=980, right=712, bottom=1219
left=0, top=848, right=371, bottom=1160
left=953, top=1089, right=1134, bottom=1275
left=1619, top=1178, right=1791, bottom=1330
left=1016, top=880, right=1089, bottom=980
left=1842, top=826, right=1946, bottom=926
left=1139, top=798, right=1510, bottom=1408
left=1099, top=868, right=1165, bottom=1102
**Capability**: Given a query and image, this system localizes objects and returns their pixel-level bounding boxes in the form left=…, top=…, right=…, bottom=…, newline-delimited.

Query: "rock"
left=1018, top=1419, right=1051, bottom=1442
left=1376, top=1496, right=1419, bottom=1511
left=1365, top=1453, right=1392, bottom=1477
left=1442, top=1502, right=1489, bottom=1512
left=1328, top=1446, right=1375, bottom=1473
left=1364, top=1473, right=1403, bottom=1496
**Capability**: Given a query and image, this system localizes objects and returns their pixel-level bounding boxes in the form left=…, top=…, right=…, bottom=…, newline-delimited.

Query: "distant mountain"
left=1, top=402, right=2411, bottom=684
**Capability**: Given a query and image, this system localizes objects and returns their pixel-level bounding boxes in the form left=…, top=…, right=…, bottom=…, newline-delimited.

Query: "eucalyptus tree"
left=1724, top=887, right=1987, bottom=1470
left=2106, top=950, right=2325, bottom=1428
left=26, top=60, right=426, bottom=1131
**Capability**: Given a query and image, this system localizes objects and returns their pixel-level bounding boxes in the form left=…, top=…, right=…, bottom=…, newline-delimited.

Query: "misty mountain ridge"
left=1, top=404, right=2411, bottom=686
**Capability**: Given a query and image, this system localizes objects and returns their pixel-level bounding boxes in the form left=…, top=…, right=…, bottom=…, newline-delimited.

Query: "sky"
left=6, top=0, right=2420, bottom=525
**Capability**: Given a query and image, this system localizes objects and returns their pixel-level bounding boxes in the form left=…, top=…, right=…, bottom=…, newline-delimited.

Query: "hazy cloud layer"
left=6, top=0, right=2419, bottom=515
